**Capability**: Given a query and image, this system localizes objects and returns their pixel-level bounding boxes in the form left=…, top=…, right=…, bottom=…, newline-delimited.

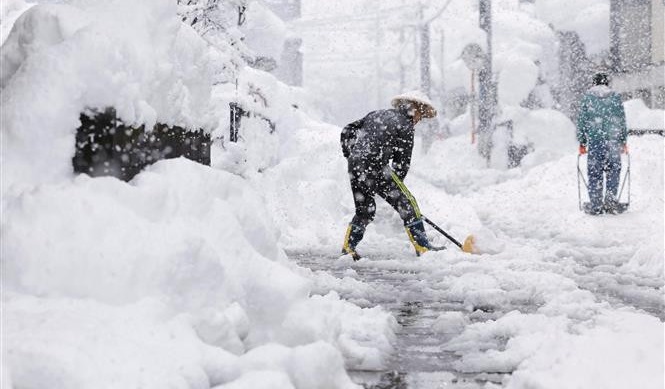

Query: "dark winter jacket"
left=577, top=85, right=628, bottom=146
left=340, top=108, right=415, bottom=180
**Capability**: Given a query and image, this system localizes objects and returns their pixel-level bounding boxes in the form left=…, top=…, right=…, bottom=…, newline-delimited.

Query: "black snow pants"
left=348, top=162, right=421, bottom=229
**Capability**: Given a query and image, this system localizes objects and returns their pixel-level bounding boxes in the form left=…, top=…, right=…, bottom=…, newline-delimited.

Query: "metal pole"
left=439, top=28, right=446, bottom=121
left=478, top=0, right=494, bottom=160
left=609, top=0, right=621, bottom=73
left=471, top=69, right=477, bottom=144
left=419, top=5, right=431, bottom=96
left=374, top=4, right=383, bottom=107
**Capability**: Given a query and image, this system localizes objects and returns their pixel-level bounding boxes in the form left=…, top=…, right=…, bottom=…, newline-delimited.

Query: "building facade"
left=610, top=0, right=665, bottom=109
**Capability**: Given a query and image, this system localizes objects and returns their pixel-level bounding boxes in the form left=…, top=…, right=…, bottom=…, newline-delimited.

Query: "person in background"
left=340, top=91, right=444, bottom=260
left=577, top=72, right=628, bottom=215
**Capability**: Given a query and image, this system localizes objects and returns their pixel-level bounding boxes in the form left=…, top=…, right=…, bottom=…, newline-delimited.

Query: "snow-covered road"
left=291, top=252, right=492, bottom=388
left=281, top=133, right=664, bottom=389
left=291, top=229, right=663, bottom=387
left=460, top=136, right=664, bottom=320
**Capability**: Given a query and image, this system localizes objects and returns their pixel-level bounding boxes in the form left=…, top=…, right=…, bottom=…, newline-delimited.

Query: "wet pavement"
left=289, top=252, right=504, bottom=389
left=289, top=242, right=664, bottom=389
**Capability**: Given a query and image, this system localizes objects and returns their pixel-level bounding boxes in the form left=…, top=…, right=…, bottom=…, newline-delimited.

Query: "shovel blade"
left=462, top=235, right=476, bottom=254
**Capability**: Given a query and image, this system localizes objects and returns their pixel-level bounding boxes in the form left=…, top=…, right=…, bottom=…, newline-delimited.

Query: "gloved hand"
left=622, top=144, right=629, bottom=154
left=579, top=145, right=587, bottom=155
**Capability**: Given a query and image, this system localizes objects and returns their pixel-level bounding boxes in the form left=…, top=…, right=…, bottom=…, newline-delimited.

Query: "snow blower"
left=576, top=152, right=631, bottom=214
left=423, top=216, right=476, bottom=253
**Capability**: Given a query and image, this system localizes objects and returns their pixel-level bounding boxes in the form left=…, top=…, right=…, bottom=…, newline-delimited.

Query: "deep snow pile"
left=0, top=0, right=32, bottom=45
left=1, top=1, right=395, bottom=388
left=1, top=0, right=219, bottom=187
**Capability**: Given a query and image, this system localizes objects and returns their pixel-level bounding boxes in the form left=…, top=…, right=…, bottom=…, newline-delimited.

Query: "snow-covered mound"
left=624, top=98, right=665, bottom=129
left=0, top=0, right=33, bottom=45
left=1, top=0, right=218, bottom=187
left=0, top=1, right=396, bottom=388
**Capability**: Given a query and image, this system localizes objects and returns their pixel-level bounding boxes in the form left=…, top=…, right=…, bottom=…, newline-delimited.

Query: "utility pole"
left=419, top=0, right=455, bottom=97
left=477, top=0, right=494, bottom=161
left=439, top=28, right=447, bottom=118
left=399, top=27, right=406, bottom=92
left=419, top=4, right=431, bottom=96
left=374, top=4, right=383, bottom=107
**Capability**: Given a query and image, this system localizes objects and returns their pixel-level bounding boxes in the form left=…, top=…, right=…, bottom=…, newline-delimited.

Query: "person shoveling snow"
left=339, top=91, right=475, bottom=260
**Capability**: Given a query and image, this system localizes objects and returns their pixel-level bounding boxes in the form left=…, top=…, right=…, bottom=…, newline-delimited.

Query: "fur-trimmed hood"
left=390, top=91, right=437, bottom=118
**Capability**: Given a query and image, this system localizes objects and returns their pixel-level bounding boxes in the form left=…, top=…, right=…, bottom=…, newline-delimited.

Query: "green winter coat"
left=576, top=86, right=628, bottom=146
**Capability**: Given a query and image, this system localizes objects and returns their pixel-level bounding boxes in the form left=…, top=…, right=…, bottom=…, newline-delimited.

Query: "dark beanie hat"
left=593, top=73, right=609, bottom=86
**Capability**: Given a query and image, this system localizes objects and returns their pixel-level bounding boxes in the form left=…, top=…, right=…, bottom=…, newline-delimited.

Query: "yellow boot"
left=405, top=219, right=444, bottom=256
left=341, top=224, right=364, bottom=261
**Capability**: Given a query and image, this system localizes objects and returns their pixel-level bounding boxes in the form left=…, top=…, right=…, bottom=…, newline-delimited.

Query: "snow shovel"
left=422, top=216, right=476, bottom=253
left=576, top=152, right=631, bottom=214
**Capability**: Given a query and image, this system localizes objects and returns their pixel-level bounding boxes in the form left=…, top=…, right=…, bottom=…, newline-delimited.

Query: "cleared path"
left=290, top=251, right=503, bottom=389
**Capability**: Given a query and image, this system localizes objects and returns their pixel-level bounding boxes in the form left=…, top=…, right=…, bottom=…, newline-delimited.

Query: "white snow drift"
left=1, top=1, right=394, bottom=388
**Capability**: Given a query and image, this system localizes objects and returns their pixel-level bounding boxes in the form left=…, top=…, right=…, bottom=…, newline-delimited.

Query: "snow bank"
left=230, top=341, right=357, bottom=389
left=2, top=157, right=393, bottom=387
left=511, top=108, right=578, bottom=169
left=261, top=121, right=351, bottom=250
left=1, top=0, right=218, bottom=187
left=1, top=1, right=395, bottom=387
left=624, top=98, right=665, bottom=129
left=0, top=0, right=33, bottom=46
left=3, top=160, right=290, bottom=333
left=446, top=308, right=664, bottom=389
left=4, top=293, right=364, bottom=389
left=280, top=292, right=397, bottom=370
left=506, top=310, right=664, bottom=389
left=4, top=295, right=237, bottom=388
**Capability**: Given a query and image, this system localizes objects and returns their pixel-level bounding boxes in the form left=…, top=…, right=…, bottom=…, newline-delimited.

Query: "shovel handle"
left=423, top=217, right=463, bottom=249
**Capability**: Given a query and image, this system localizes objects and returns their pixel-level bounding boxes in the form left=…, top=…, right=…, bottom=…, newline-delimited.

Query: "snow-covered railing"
left=73, top=108, right=211, bottom=181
